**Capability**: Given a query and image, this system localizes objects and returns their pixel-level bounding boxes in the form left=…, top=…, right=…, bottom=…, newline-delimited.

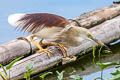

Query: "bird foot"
left=62, top=56, right=77, bottom=64
left=39, top=40, right=69, bottom=57
left=36, top=48, right=54, bottom=58
left=30, top=35, right=54, bottom=58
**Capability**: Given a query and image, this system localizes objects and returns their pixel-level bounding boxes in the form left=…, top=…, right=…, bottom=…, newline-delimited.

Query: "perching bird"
left=8, top=13, right=107, bottom=58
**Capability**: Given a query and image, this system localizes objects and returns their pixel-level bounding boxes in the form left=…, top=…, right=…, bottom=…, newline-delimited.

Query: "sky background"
left=0, top=0, right=116, bottom=44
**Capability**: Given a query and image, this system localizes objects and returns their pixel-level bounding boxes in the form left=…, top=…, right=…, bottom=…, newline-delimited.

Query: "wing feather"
left=8, top=13, right=69, bottom=33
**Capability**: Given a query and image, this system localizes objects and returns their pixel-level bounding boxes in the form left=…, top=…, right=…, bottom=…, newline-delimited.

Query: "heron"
left=8, top=13, right=108, bottom=59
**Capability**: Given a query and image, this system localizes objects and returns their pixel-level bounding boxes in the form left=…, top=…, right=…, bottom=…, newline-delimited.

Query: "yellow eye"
left=87, top=34, right=93, bottom=39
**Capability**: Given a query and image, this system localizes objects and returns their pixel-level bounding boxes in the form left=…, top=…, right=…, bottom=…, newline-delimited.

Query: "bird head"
left=87, top=33, right=110, bottom=49
left=67, top=25, right=109, bottom=48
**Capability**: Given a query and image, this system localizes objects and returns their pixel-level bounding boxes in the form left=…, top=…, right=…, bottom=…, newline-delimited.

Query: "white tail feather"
left=8, top=13, right=25, bottom=27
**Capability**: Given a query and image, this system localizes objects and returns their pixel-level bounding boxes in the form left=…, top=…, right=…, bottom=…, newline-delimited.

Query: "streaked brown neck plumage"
left=53, top=25, right=91, bottom=47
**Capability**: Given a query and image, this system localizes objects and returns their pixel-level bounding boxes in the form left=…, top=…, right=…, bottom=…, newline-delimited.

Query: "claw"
left=39, top=40, right=69, bottom=57
left=30, top=35, right=54, bottom=58
left=62, top=56, right=76, bottom=61
left=36, top=49, right=54, bottom=58
left=38, top=37, right=74, bottom=60
left=62, top=56, right=77, bottom=64
left=57, top=44, right=69, bottom=57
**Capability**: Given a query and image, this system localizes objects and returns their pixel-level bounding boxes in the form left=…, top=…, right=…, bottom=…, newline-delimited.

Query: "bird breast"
left=53, top=32, right=82, bottom=47
left=34, top=27, right=63, bottom=39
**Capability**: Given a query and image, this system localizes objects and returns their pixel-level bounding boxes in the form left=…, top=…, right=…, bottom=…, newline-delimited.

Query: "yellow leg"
left=39, top=39, right=76, bottom=61
left=39, top=39, right=69, bottom=57
left=57, top=44, right=69, bottom=57
left=30, top=35, right=53, bottom=58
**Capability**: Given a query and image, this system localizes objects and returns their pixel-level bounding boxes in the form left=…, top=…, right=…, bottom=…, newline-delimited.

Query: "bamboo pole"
left=0, top=14, right=120, bottom=80
left=72, top=4, right=120, bottom=28
left=1, top=4, right=120, bottom=65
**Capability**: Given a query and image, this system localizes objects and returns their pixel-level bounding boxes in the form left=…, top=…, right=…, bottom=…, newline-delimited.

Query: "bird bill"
left=91, top=37, right=110, bottom=49
left=87, top=34, right=109, bottom=49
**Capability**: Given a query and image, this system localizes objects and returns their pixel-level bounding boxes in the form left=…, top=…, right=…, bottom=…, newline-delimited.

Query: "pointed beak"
left=88, top=34, right=110, bottom=49
left=91, top=38, right=105, bottom=46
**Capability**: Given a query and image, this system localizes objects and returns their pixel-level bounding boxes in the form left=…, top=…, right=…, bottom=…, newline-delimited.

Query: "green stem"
left=8, top=69, right=10, bottom=80
left=0, top=72, right=7, bottom=80
left=98, top=47, right=102, bottom=61
left=93, top=46, right=96, bottom=64
left=101, top=70, right=103, bottom=80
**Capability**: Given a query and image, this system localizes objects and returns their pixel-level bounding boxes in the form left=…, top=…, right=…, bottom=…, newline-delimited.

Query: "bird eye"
left=87, top=34, right=93, bottom=39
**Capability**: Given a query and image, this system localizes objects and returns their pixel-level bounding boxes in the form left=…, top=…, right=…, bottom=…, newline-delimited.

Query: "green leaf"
left=24, top=73, right=27, bottom=79
left=79, top=50, right=86, bottom=56
left=24, top=62, right=34, bottom=80
left=40, top=72, right=53, bottom=79
left=6, top=56, right=24, bottom=69
left=56, top=71, right=64, bottom=80
left=56, top=63, right=59, bottom=67
left=96, top=62, right=120, bottom=70
left=25, top=62, right=33, bottom=71
left=24, top=71, right=30, bottom=79
left=105, top=75, right=120, bottom=80
left=70, top=75, right=83, bottom=80
left=111, top=69, right=120, bottom=76
left=24, top=70, right=32, bottom=80
left=103, top=50, right=112, bottom=54
left=0, top=64, right=7, bottom=76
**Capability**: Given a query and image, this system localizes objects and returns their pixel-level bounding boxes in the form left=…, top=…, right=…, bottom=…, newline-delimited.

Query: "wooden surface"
left=72, top=4, right=120, bottom=28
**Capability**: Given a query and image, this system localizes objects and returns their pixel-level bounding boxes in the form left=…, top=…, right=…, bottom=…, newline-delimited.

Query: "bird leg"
left=39, top=39, right=74, bottom=60
left=30, top=35, right=54, bottom=58
left=57, top=44, right=69, bottom=57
